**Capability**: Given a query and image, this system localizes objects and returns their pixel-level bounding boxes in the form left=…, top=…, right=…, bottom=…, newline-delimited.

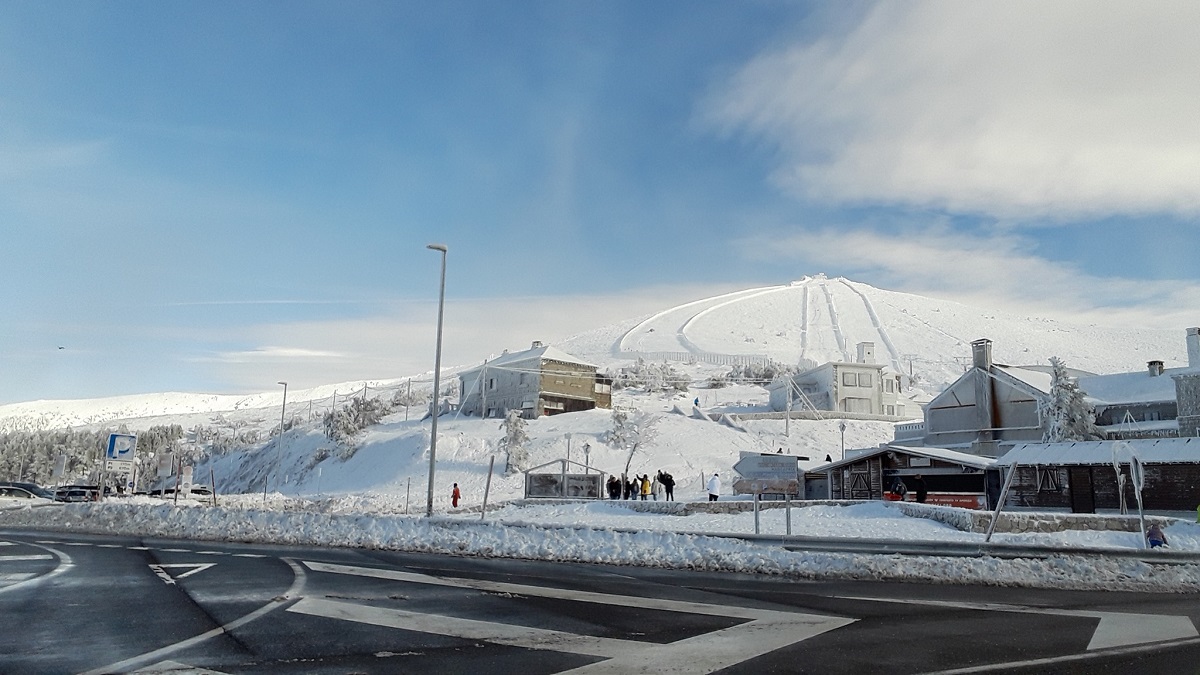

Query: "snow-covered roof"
left=459, top=344, right=596, bottom=378
left=1078, top=368, right=1183, bottom=405
left=993, top=365, right=1052, bottom=394
left=810, top=444, right=995, bottom=473
left=999, top=437, right=1200, bottom=466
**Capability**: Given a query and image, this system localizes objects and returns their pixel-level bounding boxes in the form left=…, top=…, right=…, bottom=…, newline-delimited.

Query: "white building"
left=767, top=342, right=906, bottom=418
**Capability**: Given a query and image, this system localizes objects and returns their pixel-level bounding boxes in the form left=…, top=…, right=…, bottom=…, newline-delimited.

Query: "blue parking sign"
left=106, top=433, right=138, bottom=460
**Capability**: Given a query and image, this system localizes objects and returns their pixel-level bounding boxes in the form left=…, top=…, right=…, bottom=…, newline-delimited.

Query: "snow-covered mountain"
left=1, top=275, right=1189, bottom=433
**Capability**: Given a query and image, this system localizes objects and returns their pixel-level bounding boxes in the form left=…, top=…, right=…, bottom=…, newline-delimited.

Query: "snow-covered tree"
left=500, top=410, right=530, bottom=475
left=1039, top=356, right=1102, bottom=443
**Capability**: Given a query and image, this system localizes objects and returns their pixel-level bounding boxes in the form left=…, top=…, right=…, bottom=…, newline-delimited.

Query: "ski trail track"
left=818, top=277, right=852, bottom=362
left=838, top=278, right=903, bottom=373
left=678, top=286, right=791, bottom=355
left=799, top=279, right=810, bottom=365
left=613, top=285, right=783, bottom=355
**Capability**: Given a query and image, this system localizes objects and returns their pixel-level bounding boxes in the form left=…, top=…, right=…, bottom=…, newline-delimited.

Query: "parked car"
left=0, top=486, right=55, bottom=508
left=0, top=481, right=55, bottom=499
left=53, top=485, right=100, bottom=502
left=147, top=485, right=213, bottom=497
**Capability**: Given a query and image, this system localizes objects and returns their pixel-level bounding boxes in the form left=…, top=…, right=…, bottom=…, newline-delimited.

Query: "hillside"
left=0, top=275, right=1191, bottom=505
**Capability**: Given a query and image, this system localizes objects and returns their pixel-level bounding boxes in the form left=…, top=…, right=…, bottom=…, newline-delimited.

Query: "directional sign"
left=733, top=454, right=799, bottom=480
left=105, top=460, right=134, bottom=474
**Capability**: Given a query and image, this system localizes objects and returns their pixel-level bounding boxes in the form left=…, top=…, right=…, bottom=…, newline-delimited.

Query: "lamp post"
left=838, top=420, right=847, bottom=459
left=426, top=243, right=448, bottom=517
left=276, top=381, right=288, bottom=491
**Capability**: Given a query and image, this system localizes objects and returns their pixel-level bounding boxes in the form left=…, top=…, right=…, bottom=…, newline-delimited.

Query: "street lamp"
left=276, top=381, right=289, bottom=490
left=265, top=381, right=288, bottom=503
left=426, top=243, right=448, bottom=517
left=838, top=420, right=847, bottom=459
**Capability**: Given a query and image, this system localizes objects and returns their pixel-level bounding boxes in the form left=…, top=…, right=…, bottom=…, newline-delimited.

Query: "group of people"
left=606, top=471, right=676, bottom=501
left=888, top=474, right=928, bottom=503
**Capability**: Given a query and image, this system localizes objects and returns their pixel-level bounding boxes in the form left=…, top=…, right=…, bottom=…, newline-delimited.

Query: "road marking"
left=148, top=563, right=217, bottom=584
left=0, top=554, right=54, bottom=562
left=298, top=560, right=856, bottom=674
left=160, top=548, right=191, bottom=553
left=232, top=553, right=266, bottom=558
left=128, top=546, right=152, bottom=551
left=923, top=635, right=1200, bottom=674
left=837, top=595, right=1198, bottom=650
left=82, top=558, right=308, bottom=675
left=293, top=597, right=632, bottom=658
left=133, top=659, right=230, bottom=674
left=0, top=542, right=74, bottom=597
left=195, top=551, right=226, bottom=556
left=0, top=573, right=36, bottom=583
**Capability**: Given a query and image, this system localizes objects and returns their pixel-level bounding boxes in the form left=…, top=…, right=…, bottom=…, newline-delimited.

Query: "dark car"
left=0, top=481, right=55, bottom=499
left=53, top=485, right=100, bottom=502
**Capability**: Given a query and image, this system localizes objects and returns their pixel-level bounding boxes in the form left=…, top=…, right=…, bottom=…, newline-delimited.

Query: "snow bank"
left=4, top=499, right=1200, bottom=593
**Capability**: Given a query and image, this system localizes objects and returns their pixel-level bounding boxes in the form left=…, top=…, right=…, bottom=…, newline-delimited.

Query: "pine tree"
left=1039, top=356, right=1102, bottom=442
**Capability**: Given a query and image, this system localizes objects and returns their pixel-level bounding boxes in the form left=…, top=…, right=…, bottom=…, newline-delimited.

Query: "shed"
left=808, top=445, right=1000, bottom=509
left=997, top=437, right=1200, bottom=513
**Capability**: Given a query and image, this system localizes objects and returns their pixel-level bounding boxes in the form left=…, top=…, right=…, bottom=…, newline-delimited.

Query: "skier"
left=451, top=483, right=461, bottom=508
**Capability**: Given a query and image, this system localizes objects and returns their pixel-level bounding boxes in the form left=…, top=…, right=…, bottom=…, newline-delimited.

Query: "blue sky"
left=2, top=1, right=1198, bottom=404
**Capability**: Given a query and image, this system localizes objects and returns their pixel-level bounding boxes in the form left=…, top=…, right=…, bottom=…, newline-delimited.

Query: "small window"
left=886, top=405, right=895, bottom=416
left=555, top=379, right=565, bottom=385
left=842, top=372, right=856, bottom=386
left=884, top=379, right=894, bottom=393
left=488, top=378, right=496, bottom=390
left=858, top=372, right=872, bottom=387
left=519, top=373, right=527, bottom=385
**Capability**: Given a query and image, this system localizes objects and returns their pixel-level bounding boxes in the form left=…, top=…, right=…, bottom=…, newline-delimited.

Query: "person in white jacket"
left=707, top=473, right=721, bottom=502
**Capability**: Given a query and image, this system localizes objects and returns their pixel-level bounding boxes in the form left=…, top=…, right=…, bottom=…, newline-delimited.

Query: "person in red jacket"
left=451, top=483, right=461, bottom=508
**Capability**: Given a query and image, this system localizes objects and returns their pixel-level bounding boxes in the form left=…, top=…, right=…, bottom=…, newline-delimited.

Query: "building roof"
left=810, top=444, right=996, bottom=473
left=999, top=437, right=1200, bottom=466
left=1078, top=368, right=1183, bottom=405
left=993, top=365, right=1052, bottom=394
left=458, top=343, right=596, bottom=379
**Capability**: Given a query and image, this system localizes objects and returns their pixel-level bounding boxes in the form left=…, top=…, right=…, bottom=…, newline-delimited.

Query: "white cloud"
left=707, top=1, right=1200, bottom=218
left=736, top=227, right=1200, bottom=327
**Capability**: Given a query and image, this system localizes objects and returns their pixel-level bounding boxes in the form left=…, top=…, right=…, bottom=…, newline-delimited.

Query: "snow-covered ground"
left=4, top=496, right=1200, bottom=594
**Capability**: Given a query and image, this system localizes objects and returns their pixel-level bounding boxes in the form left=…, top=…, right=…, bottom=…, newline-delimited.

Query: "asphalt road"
left=2, top=529, right=1199, bottom=674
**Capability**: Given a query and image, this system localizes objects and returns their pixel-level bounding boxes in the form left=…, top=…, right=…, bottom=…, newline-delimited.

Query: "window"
left=884, top=379, right=894, bottom=393
left=858, top=372, right=872, bottom=387
left=842, top=372, right=856, bottom=386
left=519, top=373, right=527, bottom=385
left=488, top=378, right=496, bottom=390
left=886, top=405, right=895, bottom=416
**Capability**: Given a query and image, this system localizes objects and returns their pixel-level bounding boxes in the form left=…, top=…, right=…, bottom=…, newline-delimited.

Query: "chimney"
left=970, top=339, right=993, bottom=370
left=1188, top=327, right=1200, bottom=368
left=856, top=342, right=875, bottom=364
left=1148, top=360, right=1164, bottom=377
left=531, top=340, right=544, bottom=349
